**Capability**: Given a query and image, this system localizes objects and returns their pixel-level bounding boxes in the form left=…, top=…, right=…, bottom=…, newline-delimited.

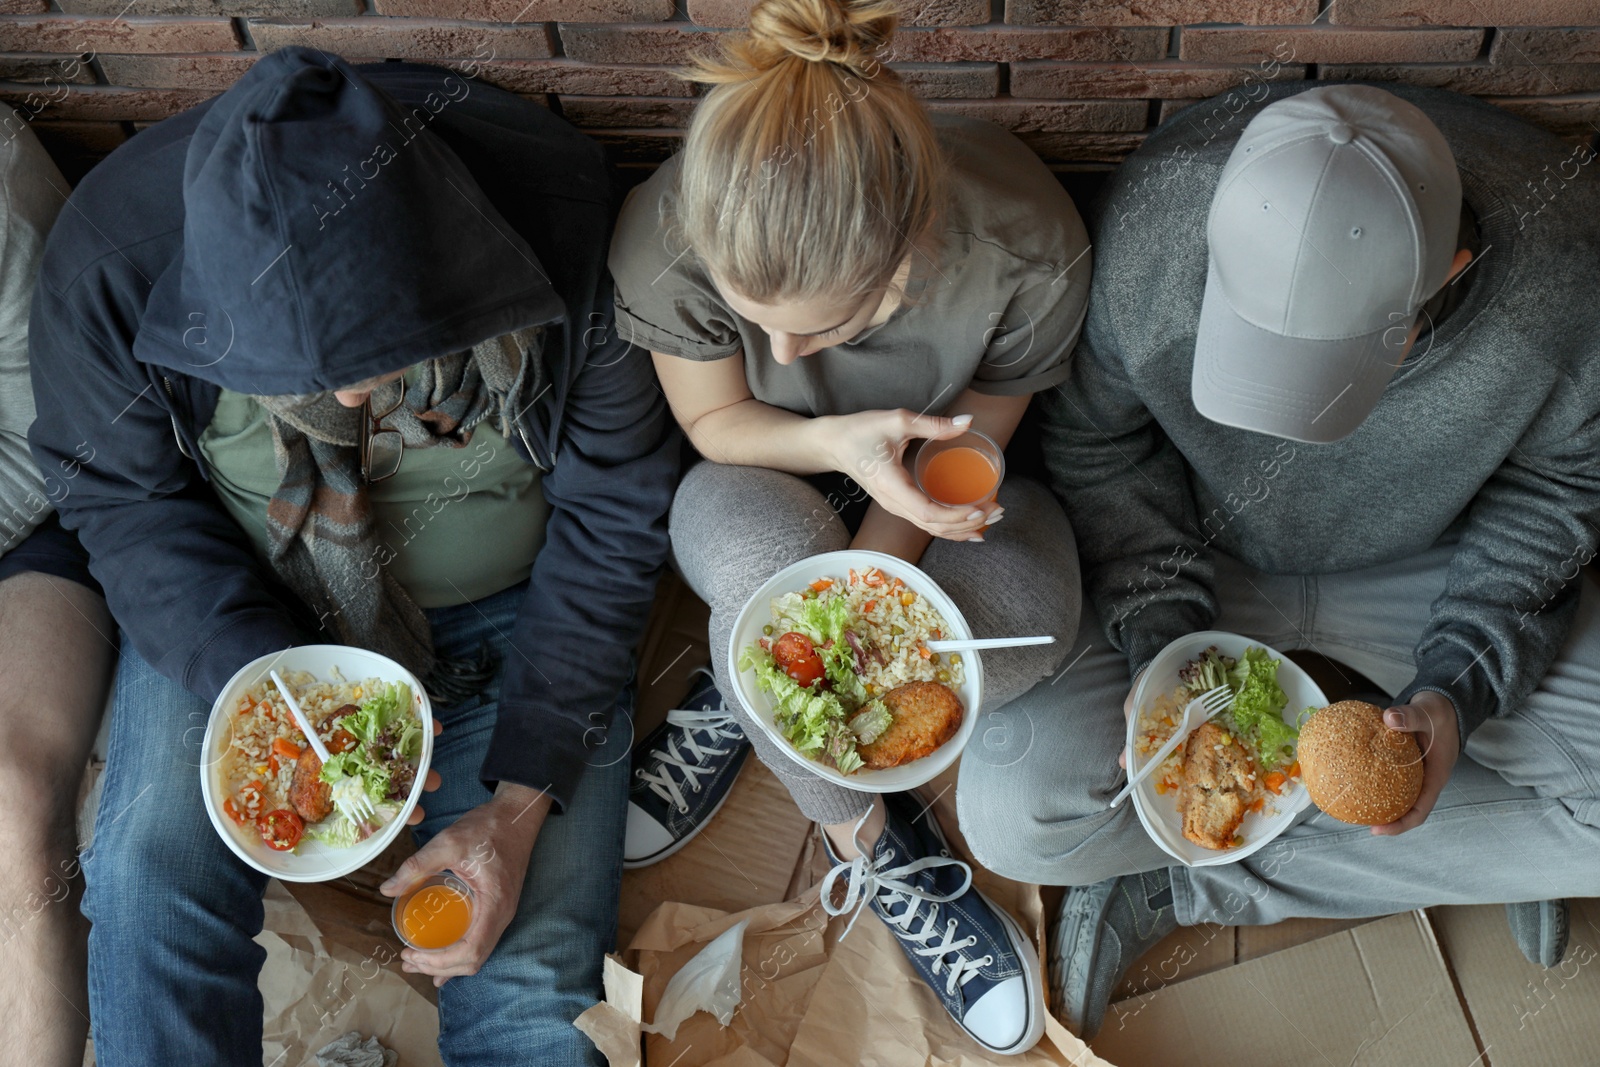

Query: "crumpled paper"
left=643, top=919, right=749, bottom=1040
left=257, top=881, right=444, bottom=1067
left=315, top=1031, right=398, bottom=1067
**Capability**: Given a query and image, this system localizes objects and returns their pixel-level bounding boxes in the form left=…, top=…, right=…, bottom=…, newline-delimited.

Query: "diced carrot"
left=848, top=568, right=859, bottom=585
left=267, top=755, right=279, bottom=775
left=810, top=578, right=834, bottom=593
left=1286, top=761, right=1301, bottom=779
left=862, top=600, right=877, bottom=613
left=917, top=644, right=932, bottom=660
left=932, top=629, right=942, bottom=640
left=1247, top=797, right=1265, bottom=814
left=272, top=738, right=301, bottom=760
left=223, top=798, right=247, bottom=825
left=865, top=569, right=884, bottom=586
left=1264, top=771, right=1286, bottom=794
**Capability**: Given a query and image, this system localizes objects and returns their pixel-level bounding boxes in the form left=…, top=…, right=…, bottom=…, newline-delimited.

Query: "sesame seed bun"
left=1298, top=700, right=1423, bottom=825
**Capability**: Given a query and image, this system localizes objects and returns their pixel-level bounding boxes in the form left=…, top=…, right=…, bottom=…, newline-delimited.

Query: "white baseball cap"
left=1192, top=85, right=1461, bottom=443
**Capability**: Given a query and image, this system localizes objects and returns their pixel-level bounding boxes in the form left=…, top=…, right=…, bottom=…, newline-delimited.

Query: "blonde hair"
left=671, top=0, right=945, bottom=306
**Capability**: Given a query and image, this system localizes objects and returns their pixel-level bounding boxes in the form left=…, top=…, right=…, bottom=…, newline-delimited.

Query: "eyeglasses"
left=359, top=378, right=405, bottom=484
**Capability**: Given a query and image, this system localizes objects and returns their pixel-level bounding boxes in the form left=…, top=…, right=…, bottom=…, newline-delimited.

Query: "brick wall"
left=2, top=1, right=1599, bottom=183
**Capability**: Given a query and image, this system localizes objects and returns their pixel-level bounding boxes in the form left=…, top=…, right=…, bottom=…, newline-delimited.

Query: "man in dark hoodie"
left=26, top=49, right=677, bottom=1065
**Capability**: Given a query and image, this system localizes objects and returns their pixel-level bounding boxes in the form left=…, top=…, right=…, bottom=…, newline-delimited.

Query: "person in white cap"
left=955, top=80, right=1600, bottom=1038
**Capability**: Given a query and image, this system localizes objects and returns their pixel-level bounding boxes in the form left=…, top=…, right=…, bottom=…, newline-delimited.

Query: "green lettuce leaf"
left=338, top=681, right=412, bottom=747
left=740, top=642, right=862, bottom=771
left=1223, top=647, right=1298, bottom=770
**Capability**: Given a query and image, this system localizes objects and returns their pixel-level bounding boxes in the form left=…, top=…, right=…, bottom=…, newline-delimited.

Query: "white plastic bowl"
left=727, top=550, right=983, bottom=793
left=1126, top=631, right=1326, bottom=868
left=200, top=644, right=434, bottom=883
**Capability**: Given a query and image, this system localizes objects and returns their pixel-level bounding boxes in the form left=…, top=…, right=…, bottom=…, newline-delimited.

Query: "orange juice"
left=400, top=882, right=473, bottom=949
left=920, top=446, right=999, bottom=505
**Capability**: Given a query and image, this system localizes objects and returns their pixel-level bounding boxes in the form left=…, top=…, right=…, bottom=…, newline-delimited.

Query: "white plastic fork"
left=270, top=670, right=376, bottom=824
left=1109, top=684, right=1235, bottom=809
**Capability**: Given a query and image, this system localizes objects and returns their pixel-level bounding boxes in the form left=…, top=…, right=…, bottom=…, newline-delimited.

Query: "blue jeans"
left=81, top=582, right=630, bottom=1066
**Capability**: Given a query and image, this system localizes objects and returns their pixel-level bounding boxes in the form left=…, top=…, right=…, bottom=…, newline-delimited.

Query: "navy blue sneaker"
left=624, top=669, right=751, bottom=869
left=821, top=793, right=1046, bottom=1055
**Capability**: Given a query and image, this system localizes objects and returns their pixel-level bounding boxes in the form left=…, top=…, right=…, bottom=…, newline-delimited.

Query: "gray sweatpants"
left=957, top=539, right=1600, bottom=927
left=671, top=462, right=1081, bottom=825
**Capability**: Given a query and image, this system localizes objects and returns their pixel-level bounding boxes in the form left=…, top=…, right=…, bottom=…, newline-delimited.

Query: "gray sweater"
left=1041, top=81, right=1600, bottom=744
left=0, top=110, right=66, bottom=557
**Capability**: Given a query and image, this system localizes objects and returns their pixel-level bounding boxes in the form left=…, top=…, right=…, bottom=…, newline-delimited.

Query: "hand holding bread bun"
left=1298, top=700, right=1424, bottom=825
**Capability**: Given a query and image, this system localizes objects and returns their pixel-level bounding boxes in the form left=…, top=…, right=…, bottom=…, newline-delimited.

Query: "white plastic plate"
left=1126, top=631, right=1325, bottom=867
left=200, top=644, right=434, bottom=883
left=727, top=550, right=983, bottom=793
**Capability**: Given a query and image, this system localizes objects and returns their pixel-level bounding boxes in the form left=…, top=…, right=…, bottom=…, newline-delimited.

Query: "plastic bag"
left=642, top=918, right=749, bottom=1041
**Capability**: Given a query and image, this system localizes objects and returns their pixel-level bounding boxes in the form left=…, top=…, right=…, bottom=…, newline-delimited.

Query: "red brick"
left=100, top=52, right=258, bottom=90
left=0, top=52, right=97, bottom=83
left=375, top=0, right=672, bottom=19
left=0, top=85, right=214, bottom=122
left=60, top=0, right=357, bottom=13
left=558, top=24, right=721, bottom=65
left=1482, top=93, right=1600, bottom=139
left=1492, top=29, right=1600, bottom=66
left=1011, top=61, right=1306, bottom=99
left=1320, top=63, right=1600, bottom=96
left=249, top=17, right=553, bottom=60
left=438, top=59, right=694, bottom=98
left=560, top=24, right=1169, bottom=66
left=1159, top=97, right=1202, bottom=123
left=885, top=27, right=1168, bottom=63
left=1329, top=0, right=1594, bottom=26
left=890, top=62, right=1000, bottom=99
left=1007, top=0, right=1315, bottom=24
left=0, top=16, right=241, bottom=54
left=1015, top=130, right=1144, bottom=163
left=926, top=98, right=1147, bottom=133
left=557, top=95, right=695, bottom=128
left=686, top=0, right=988, bottom=28
left=1180, top=27, right=1483, bottom=64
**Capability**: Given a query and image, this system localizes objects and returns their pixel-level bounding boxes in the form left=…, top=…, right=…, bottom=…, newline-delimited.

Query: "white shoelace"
left=636, top=706, right=743, bottom=815
left=820, top=811, right=996, bottom=998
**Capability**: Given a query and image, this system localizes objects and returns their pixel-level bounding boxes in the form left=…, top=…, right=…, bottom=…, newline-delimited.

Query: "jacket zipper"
left=162, top=375, right=196, bottom=460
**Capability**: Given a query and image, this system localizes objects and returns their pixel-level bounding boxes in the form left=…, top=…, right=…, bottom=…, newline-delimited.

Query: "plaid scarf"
left=255, top=328, right=546, bottom=704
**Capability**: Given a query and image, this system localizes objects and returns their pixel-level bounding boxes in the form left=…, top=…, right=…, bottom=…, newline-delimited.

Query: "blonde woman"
left=612, top=1, right=1088, bottom=1052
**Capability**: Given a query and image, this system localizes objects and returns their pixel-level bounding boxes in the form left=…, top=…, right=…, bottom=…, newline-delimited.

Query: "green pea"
left=949, top=653, right=961, bottom=665
left=936, top=669, right=951, bottom=683
left=763, top=624, right=774, bottom=636
left=929, top=653, right=941, bottom=665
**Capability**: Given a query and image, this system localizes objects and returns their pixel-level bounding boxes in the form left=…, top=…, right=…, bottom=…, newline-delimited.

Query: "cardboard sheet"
left=1089, top=911, right=1482, bottom=1066
left=1431, top=901, right=1600, bottom=1066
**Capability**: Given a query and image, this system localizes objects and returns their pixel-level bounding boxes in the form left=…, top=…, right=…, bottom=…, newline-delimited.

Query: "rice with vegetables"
left=219, top=668, right=422, bottom=853
left=739, top=566, right=966, bottom=774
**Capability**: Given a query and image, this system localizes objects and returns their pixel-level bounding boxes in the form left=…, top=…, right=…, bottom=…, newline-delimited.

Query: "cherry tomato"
left=258, top=809, right=305, bottom=851
left=772, top=631, right=826, bottom=688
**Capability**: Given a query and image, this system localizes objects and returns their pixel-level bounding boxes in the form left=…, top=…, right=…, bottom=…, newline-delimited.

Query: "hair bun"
left=747, top=0, right=896, bottom=73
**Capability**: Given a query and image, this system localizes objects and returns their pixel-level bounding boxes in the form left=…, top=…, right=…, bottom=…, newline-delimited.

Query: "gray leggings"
left=670, top=461, right=1081, bottom=824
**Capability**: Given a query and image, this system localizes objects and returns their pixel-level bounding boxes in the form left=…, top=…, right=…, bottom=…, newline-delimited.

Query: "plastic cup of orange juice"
left=392, top=872, right=475, bottom=951
left=914, top=429, right=1005, bottom=509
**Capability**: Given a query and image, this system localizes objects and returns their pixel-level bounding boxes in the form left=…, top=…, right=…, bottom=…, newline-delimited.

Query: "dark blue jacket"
left=27, top=50, right=678, bottom=809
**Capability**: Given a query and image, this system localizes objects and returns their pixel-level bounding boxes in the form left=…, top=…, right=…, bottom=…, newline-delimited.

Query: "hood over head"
left=133, top=47, right=563, bottom=395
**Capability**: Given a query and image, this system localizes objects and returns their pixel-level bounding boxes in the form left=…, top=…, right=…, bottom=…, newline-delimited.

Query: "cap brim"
left=1192, top=261, right=1406, bottom=444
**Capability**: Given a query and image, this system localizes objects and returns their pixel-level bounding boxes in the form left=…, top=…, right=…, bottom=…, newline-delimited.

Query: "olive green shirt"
left=199, top=374, right=547, bottom=608
left=608, top=114, right=1092, bottom=418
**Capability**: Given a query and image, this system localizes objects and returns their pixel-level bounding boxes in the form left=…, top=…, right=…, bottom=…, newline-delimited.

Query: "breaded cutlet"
left=1177, top=721, right=1257, bottom=850
left=858, top=681, right=964, bottom=770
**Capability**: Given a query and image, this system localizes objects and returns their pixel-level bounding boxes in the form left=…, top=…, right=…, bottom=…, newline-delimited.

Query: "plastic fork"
left=1109, top=684, right=1236, bottom=809
left=924, top=635, right=1056, bottom=653
left=270, top=670, right=375, bottom=824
